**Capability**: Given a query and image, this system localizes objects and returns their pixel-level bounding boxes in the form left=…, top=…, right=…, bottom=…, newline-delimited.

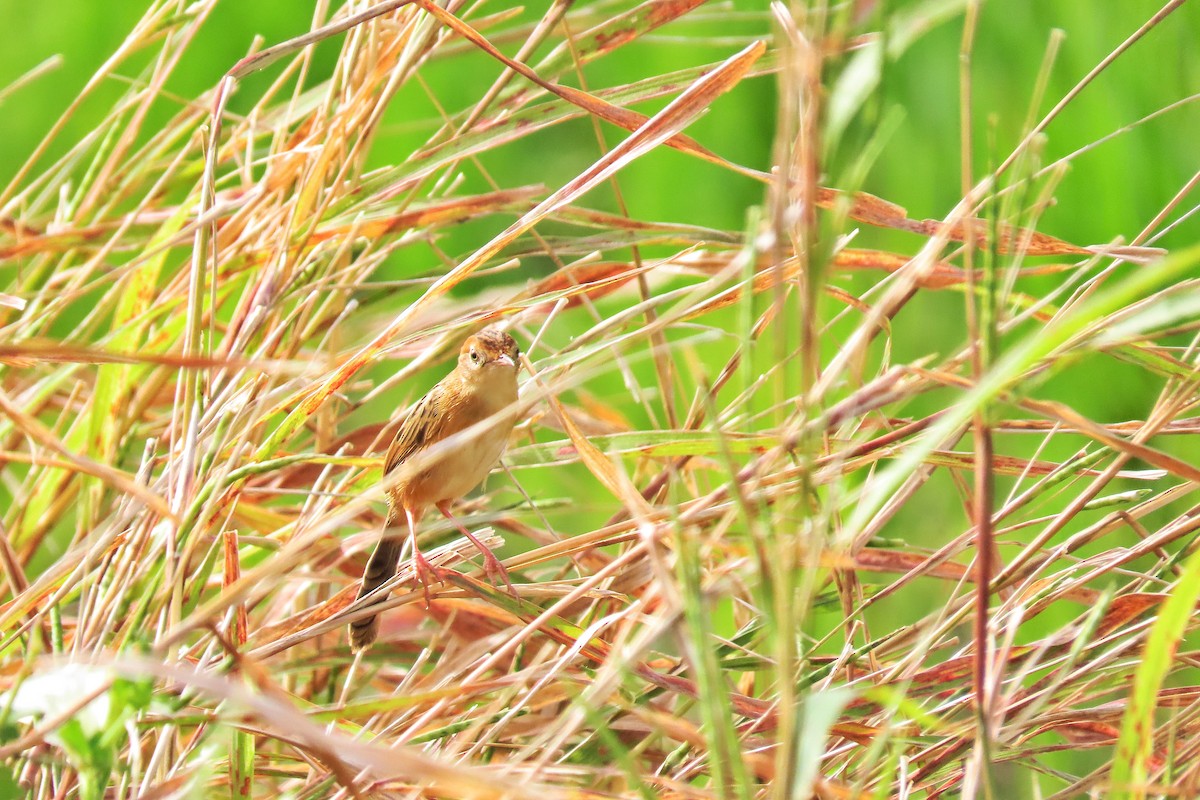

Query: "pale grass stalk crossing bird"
left=349, top=328, right=522, bottom=651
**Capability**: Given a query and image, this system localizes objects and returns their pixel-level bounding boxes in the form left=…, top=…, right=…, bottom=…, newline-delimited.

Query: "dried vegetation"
left=1, top=1, right=1199, bottom=798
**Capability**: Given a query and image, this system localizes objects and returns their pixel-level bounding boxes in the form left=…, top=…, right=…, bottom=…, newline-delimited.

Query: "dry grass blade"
left=2, top=1, right=1199, bottom=798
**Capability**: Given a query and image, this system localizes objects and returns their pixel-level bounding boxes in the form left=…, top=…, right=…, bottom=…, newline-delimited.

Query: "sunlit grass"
left=2, top=1, right=1199, bottom=798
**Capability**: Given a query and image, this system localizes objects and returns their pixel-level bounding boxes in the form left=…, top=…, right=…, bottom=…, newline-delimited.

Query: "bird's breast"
left=395, top=374, right=518, bottom=509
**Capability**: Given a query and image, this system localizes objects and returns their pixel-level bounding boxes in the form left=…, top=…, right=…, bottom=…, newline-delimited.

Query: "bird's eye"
left=470, top=350, right=479, bottom=362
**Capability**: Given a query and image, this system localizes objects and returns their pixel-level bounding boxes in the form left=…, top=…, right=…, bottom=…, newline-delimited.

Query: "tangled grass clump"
left=1, top=1, right=1199, bottom=798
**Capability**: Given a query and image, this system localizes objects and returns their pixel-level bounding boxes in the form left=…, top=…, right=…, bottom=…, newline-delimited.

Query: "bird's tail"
left=348, top=511, right=404, bottom=651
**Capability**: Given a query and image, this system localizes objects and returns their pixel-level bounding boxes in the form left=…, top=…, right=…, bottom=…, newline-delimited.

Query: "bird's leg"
left=407, top=506, right=444, bottom=606
left=435, top=501, right=518, bottom=597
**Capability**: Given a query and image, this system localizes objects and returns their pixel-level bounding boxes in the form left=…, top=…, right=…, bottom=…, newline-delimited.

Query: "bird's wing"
left=383, top=381, right=451, bottom=475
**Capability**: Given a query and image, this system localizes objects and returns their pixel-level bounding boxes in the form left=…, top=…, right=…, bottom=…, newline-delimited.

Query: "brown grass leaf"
left=310, top=187, right=542, bottom=243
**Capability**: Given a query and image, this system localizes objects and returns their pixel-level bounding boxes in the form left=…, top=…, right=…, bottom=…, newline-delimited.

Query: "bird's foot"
left=479, top=547, right=519, bottom=599
left=435, top=502, right=519, bottom=599
left=455, top=526, right=518, bottom=598
left=412, top=549, right=447, bottom=607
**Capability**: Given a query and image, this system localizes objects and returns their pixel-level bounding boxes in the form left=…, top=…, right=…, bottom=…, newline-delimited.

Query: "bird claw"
left=435, top=502, right=520, bottom=600
left=481, top=550, right=519, bottom=599
left=412, top=549, right=446, bottom=607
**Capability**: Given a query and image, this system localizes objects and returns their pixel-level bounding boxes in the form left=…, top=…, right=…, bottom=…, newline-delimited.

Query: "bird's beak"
left=493, top=354, right=515, bottom=367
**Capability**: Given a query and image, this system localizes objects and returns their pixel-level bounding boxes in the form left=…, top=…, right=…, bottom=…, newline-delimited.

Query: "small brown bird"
left=349, top=328, right=522, bottom=651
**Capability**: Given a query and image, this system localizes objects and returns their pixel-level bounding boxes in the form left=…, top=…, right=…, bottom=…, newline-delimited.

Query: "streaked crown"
left=460, top=328, right=520, bottom=370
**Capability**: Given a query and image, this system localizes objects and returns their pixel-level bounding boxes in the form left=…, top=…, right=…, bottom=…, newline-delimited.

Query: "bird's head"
left=459, top=328, right=520, bottom=374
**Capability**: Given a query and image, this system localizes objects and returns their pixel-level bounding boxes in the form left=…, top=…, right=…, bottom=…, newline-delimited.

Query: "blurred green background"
left=4, top=0, right=1199, bottom=633
left=5, top=1, right=1197, bottom=245
left=2, top=2, right=1198, bottom=791
left=3, top=1, right=1196, bottom=365
left=5, top=0, right=1193, bottom=500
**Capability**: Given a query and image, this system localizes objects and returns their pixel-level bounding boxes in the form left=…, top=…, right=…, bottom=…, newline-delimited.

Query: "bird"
left=348, top=327, right=522, bottom=651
